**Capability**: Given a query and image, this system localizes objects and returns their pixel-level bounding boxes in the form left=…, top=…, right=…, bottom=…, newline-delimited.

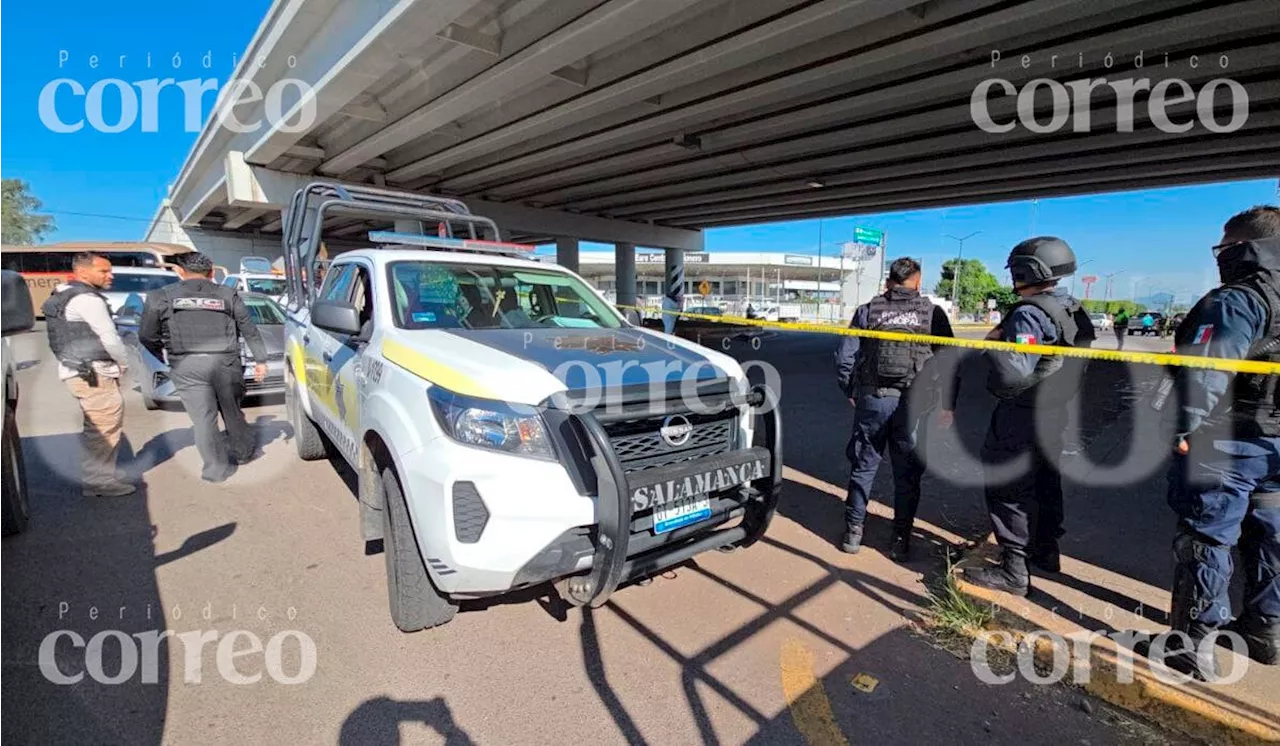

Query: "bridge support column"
left=615, top=242, right=636, bottom=317
left=663, top=248, right=684, bottom=335
left=556, top=237, right=580, bottom=274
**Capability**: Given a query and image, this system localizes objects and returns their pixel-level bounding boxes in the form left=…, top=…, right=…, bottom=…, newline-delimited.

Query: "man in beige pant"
left=42, top=253, right=135, bottom=497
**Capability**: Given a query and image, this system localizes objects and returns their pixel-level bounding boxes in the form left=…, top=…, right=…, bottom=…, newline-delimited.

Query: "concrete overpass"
left=146, top=0, right=1280, bottom=308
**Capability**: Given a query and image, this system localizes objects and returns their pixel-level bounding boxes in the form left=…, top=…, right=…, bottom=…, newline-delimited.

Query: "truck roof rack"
left=366, top=231, right=534, bottom=257
left=280, top=182, right=506, bottom=308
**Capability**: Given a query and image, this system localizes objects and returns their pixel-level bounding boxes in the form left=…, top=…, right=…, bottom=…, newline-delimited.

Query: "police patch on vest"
left=1193, top=324, right=1213, bottom=344
left=1015, top=333, right=1038, bottom=345
left=173, top=297, right=227, bottom=311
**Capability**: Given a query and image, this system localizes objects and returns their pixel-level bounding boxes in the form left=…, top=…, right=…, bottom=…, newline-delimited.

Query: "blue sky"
left=3, top=1, right=1276, bottom=305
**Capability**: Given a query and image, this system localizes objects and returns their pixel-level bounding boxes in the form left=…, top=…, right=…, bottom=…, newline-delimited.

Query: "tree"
left=988, top=286, right=1019, bottom=313
left=1081, top=299, right=1145, bottom=316
left=1, top=179, right=55, bottom=245
left=935, top=258, right=1000, bottom=314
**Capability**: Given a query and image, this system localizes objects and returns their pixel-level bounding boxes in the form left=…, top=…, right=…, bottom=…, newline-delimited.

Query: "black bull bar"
left=563, top=384, right=782, bottom=608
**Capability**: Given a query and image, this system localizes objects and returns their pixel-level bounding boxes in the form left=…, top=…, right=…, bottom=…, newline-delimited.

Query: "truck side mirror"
left=311, top=299, right=362, bottom=336
left=1, top=270, right=35, bottom=336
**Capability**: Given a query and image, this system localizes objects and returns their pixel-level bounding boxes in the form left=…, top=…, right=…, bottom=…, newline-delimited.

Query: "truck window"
left=387, top=261, right=621, bottom=331
left=317, top=264, right=356, bottom=303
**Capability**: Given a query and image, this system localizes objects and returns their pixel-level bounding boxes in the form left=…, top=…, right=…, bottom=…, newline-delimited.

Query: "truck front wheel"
left=286, top=371, right=327, bottom=461
left=2, top=401, right=30, bottom=536
left=380, top=466, right=457, bottom=632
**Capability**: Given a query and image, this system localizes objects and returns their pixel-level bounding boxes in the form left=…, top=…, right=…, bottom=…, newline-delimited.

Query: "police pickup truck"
left=279, top=184, right=781, bottom=631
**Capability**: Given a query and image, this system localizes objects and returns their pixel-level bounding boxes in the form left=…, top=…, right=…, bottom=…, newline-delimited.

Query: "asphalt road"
left=1, top=327, right=1187, bottom=745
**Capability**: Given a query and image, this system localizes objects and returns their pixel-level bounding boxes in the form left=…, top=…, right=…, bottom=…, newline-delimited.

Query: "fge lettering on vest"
left=631, top=459, right=767, bottom=512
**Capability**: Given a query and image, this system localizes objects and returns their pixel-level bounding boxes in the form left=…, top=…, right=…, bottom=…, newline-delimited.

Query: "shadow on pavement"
left=1, top=431, right=234, bottom=745
left=339, top=696, right=475, bottom=745
left=572, top=529, right=1167, bottom=744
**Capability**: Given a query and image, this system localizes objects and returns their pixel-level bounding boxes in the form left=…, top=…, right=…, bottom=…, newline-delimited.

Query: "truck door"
left=304, top=262, right=369, bottom=461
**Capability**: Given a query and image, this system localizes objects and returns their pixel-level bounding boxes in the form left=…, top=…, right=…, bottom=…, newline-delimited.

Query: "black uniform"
left=981, top=289, right=1095, bottom=569
left=1164, top=236, right=1280, bottom=677
left=963, top=235, right=1094, bottom=596
left=834, top=286, right=957, bottom=555
left=139, top=278, right=268, bottom=481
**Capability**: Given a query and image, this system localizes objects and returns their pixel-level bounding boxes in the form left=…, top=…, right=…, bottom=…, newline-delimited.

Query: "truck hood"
left=380, top=326, right=744, bottom=406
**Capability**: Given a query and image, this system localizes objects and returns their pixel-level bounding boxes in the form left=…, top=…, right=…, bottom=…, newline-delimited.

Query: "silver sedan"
left=114, top=291, right=287, bottom=410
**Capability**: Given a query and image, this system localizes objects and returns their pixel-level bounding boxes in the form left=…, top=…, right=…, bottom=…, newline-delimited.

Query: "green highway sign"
left=853, top=227, right=883, bottom=245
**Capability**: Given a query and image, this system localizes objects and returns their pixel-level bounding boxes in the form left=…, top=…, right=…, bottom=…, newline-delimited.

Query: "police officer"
left=1164, top=205, right=1280, bottom=680
left=43, top=252, right=136, bottom=497
left=835, top=257, right=957, bottom=560
left=964, top=237, right=1096, bottom=596
left=139, top=252, right=268, bottom=483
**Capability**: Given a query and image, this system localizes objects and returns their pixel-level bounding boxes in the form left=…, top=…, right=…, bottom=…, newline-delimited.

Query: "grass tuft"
left=924, top=555, right=995, bottom=642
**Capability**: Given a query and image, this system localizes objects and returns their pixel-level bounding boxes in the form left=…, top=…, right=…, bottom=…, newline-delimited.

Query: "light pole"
left=1070, top=259, right=1094, bottom=297
left=945, top=231, right=981, bottom=315
left=1102, top=270, right=1124, bottom=302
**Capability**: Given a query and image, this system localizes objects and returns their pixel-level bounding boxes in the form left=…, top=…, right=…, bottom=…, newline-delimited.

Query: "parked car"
left=114, top=291, right=287, bottom=409
left=2, top=270, right=35, bottom=535
left=1088, top=312, right=1112, bottom=331
left=223, top=272, right=287, bottom=303
left=100, top=266, right=181, bottom=315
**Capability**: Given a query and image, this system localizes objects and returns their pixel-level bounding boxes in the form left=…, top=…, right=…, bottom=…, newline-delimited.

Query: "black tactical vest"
left=42, top=283, right=113, bottom=369
left=1205, top=279, right=1280, bottom=437
left=162, top=280, right=240, bottom=356
left=1002, top=292, right=1095, bottom=407
left=854, top=287, right=935, bottom=392
left=1176, top=237, right=1280, bottom=437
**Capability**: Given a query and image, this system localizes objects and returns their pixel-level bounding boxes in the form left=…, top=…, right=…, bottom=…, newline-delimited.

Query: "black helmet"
left=1006, top=236, right=1076, bottom=285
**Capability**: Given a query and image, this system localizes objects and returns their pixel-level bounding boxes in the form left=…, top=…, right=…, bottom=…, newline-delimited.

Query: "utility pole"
left=945, top=231, right=981, bottom=314
left=1102, top=270, right=1124, bottom=302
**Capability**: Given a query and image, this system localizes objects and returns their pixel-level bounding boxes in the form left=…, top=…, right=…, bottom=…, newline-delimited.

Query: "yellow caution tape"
left=618, top=305, right=1280, bottom=376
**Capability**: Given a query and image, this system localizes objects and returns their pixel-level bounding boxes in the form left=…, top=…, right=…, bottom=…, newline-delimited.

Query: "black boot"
left=889, top=531, right=910, bottom=562
left=1165, top=546, right=1223, bottom=682
left=1163, top=621, right=1222, bottom=682
left=964, top=550, right=1030, bottom=597
left=840, top=526, right=863, bottom=554
left=1029, top=540, right=1061, bottom=574
left=1221, top=614, right=1280, bottom=665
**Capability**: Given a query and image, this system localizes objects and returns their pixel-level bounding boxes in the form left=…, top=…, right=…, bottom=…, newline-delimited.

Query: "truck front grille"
left=605, top=411, right=738, bottom=472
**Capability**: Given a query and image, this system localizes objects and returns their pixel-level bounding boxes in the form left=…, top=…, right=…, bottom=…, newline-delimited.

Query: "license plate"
left=653, top=494, right=712, bottom=534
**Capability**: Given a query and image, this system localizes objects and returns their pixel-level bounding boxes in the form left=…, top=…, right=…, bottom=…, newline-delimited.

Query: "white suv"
left=2, top=270, right=35, bottom=535
left=280, top=184, right=781, bottom=631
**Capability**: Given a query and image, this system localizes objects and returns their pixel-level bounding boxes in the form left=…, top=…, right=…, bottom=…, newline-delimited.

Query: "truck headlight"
left=428, top=387, right=554, bottom=460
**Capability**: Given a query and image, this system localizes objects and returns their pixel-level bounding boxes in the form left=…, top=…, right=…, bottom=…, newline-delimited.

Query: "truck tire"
left=286, top=375, right=327, bottom=461
left=2, top=402, right=30, bottom=536
left=381, top=465, right=457, bottom=632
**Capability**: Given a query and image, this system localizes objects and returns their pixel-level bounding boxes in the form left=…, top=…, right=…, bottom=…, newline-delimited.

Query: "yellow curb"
left=951, top=566, right=1280, bottom=745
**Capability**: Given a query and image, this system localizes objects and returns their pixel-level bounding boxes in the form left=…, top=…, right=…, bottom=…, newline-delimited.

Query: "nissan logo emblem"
left=659, top=415, right=694, bottom=447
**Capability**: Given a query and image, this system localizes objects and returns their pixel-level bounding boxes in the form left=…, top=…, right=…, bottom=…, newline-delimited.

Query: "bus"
left=0, top=242, right=193, bottom=317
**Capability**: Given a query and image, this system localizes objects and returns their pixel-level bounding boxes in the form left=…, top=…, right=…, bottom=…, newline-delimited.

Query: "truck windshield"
left=388, top=261, right=622, bottom=330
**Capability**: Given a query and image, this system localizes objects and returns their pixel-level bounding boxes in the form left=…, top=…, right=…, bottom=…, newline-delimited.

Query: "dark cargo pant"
left=844, top=392, right=926, bottom=534
left=1167, top=436, right=1280, bottom=628
left=981, top=400, right=1067, bottom=557
left=170, top=353, right=255, bottom=481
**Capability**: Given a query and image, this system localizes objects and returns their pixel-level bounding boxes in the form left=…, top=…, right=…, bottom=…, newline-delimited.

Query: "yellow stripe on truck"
left=621, top=305, right=1280, bottom=376
left=381, top=338, right=496, bottom=399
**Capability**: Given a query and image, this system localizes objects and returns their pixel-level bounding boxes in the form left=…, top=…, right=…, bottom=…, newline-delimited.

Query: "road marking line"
left=620, top=305, right=1280, bottom=375
left=780, top=639, right=849, bottom=746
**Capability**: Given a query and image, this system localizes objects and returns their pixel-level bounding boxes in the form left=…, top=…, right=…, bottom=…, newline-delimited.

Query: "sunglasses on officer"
left=1212, top=240, right=1246, bottom=258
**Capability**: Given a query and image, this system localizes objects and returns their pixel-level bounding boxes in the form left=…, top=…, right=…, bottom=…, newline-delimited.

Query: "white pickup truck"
left=279, top=184, right=781, bottom=631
